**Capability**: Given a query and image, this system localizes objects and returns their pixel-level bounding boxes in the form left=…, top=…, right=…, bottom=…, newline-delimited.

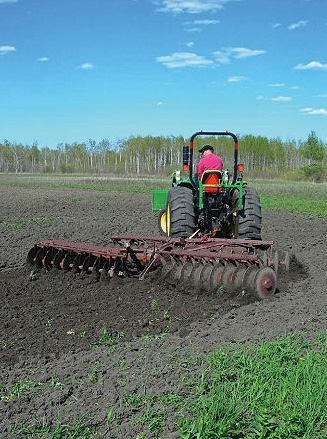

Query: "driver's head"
left=199, top=144, right=214, bottom=156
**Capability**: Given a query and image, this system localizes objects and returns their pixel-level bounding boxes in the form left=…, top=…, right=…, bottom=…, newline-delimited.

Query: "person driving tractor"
left=197, top=144, right=223, bottom=179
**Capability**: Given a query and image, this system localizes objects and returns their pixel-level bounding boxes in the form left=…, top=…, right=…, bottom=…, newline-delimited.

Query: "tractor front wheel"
left=166, top=186, right=196, bottom=238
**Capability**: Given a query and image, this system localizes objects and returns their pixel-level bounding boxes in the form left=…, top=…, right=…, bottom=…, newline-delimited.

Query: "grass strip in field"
left=1, top=174, right=327, bottom=216
left=178, top=334, right=327, bottom=439
left=253, top=179, right=327, bottom=217
left=0, top=176, right=169, bottom=194
left=9, top=415, right=95, bottom=438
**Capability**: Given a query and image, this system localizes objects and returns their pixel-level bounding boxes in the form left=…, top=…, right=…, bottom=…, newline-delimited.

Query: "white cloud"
left=300, top=107, right=327, bottom=115
left=230, top=47, right=266, bottom=58
left=157, top=101, right=163, bottom=106
left=37, top=57, right=49, bottom=62
left=315, top=93, right=327, bottom=97
left=157, top=0, right=239, bottom=14
left=184, top=19, right=220, bottom=25
left=294, top=61, right=327, bottom=70
left=272, top=23, right=281, bottom=28
left=185, top=27, right=201, bottom=32
left=156, top=52, right=213, bottom=68
left=269, top=83, right=285, bottom=87
left=213, top=47, right=266, bottom=64
left=0, top=45, right=16, bottom=55
left=227, top=75, right=247, bottom=82
left=271, top=96, right=292, bottom=102
left=288, top=20, right=308, bottom=30
left=79, top=63, right=94, bottom=69
left=185, top=41, right=194, bottom=47
left=212, top=50, right=230, bottom=64
left=290, top=85, right=300, bottom=89
left=257, top=95, right=293, bottom=102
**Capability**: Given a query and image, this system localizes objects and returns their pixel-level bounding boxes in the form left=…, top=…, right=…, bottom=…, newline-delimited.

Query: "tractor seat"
left=201, top=170, right=222, bottom=193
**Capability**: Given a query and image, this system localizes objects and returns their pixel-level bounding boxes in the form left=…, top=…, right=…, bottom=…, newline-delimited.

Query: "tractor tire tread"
left=167, top=186, right=195, bottom=238
left=237, top=186, right=262, bottom=240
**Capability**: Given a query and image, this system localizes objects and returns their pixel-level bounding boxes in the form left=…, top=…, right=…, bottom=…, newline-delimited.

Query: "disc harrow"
left=27, top=235, right=289, bottom=299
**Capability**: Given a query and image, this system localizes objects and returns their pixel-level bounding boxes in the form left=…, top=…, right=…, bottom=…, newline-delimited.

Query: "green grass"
left=3, top=216, right=55, bottom=231
left=9, top=415, right=96, bottom=438
left=1, top=379, right=42, bottom=401
left=253, top=179, right=327, bottom=217
left=178, top=334, right=327, bottom=439
left=0, top=172, right=169, bottom=194
left=91, top=328, right=125, bottom=348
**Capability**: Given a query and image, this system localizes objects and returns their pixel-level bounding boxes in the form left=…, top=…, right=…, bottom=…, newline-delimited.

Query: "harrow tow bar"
left=27, top=235, right=287, bottom=299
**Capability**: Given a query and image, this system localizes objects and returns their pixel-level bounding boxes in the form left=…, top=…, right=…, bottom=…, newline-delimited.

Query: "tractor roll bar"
left=189, top=131, right=238, bottom=185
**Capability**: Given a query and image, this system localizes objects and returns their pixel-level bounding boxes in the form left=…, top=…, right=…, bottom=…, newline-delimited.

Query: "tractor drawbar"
left=27, top=235, right=289, bottom=299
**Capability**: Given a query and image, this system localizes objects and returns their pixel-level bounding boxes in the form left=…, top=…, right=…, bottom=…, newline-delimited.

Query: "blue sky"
left=1, top=0, right=327, bottom=147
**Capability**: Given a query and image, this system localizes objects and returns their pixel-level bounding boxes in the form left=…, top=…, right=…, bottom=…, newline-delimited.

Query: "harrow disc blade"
left=189, top=262, right=205, bottom=290
left=62, top=252, right=73, bottom=271
left=199, top=263, right=215, bottom=292
left=53, top=250, right=65, bottom=270
left=221, top=264, right=237, bottom=293
left=44, top=248, right=55, bottom=270
left=72, top=254, right=82, bottom=273
left=254, top=267, right=277, bottom=299
left=82, top=255, right=94, bottom=274
left=180, top=262, right=194, bottom=282
left=100, top=259, right=111, bottom=280
left=35, top=247, right=46, bottom=269
left=231, top=265, right=248, bottom=292
left=91, top=257, right=100, bottom=280
left=26, top=246, right=38, bottom=266
left=161, top=260, right=176, bottom=280
left=243, top=266, right=259, bottom=293
left=209, top=263, right=225, bottom=292
left=170, top=261, right=184, bottom=282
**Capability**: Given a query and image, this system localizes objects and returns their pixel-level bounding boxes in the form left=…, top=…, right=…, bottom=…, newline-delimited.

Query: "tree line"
left=0, top=132, right=325, bottom=179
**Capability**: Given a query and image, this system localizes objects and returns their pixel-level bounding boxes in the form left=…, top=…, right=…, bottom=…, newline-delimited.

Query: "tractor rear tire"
left=166, top=186, right=196, bottom=238
left=235, top=185, right=262, bottom=240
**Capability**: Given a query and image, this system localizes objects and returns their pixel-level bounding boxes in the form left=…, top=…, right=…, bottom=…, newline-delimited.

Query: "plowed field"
left=0, top=184, right=326, bottom=438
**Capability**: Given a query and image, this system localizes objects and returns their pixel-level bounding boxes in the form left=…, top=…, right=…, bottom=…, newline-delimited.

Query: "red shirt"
left=197, top=153, right=223, bottom=179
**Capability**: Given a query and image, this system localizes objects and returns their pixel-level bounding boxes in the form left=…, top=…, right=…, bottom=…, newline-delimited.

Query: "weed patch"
left=1, top=379, right=42, bottom=401
left=9, top=415, right=96, bottom=439
left=178, top=334, right=327, bottom=438
left=2, top=216, right=55, bottom=231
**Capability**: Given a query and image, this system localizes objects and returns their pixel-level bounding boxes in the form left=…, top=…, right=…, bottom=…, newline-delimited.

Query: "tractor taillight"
left=183, top=145, right=189, bottom=166
left=237, top=163, right=244, bottom=173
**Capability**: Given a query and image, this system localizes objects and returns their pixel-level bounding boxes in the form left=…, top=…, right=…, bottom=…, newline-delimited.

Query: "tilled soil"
left=0, top=185, right=326, bottom=438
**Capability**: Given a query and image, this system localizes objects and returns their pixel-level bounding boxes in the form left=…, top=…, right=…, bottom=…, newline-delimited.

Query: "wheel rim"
left=159, top=210, right=167, bottom=235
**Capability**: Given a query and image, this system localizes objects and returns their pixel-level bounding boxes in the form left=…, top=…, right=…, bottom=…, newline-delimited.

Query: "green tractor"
left=153, top=131, right=262, bottom=240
